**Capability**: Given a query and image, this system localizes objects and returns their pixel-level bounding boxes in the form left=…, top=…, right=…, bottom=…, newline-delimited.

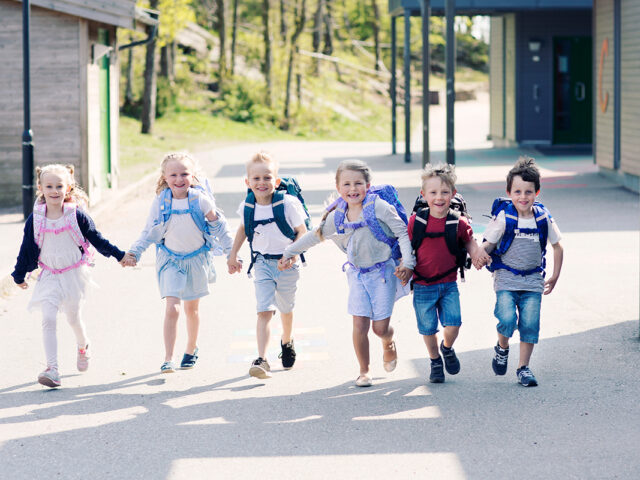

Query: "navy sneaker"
left=517, top=366, right=538, bottom=387
left=180, top=348, right=199, bottom=369
left=429, top=357, right=445, bottom=383
left=440, top=341, right=460, bottom=375
left=492, top=343, right=509, bottom=375
left=279, top=340, right=296, bottom=369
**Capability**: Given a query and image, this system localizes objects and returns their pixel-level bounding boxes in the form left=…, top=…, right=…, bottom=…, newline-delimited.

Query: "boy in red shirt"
left=406, top=164, right=490, bottom=383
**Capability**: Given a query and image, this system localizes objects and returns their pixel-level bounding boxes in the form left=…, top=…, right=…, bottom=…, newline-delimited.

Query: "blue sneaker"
left=492, top=343, right=509, bottom=375
left=429, top=357, right=445, bottom=383
left=517, top=366, right=538, bottom=387
left=181, top=348, right=199, bottom=369
left=440, top=340, right=460, bottom=375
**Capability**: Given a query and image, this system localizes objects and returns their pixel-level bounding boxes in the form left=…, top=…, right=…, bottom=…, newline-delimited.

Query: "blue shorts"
left=157, top=248, right=211, bottom=301
left=253, top=256, right=300, bottom=313
left=412, top=282, right=462, bottom=336
left=494, top=290, right=541, bottom=344
left=346, top=258, right=399, bottom=321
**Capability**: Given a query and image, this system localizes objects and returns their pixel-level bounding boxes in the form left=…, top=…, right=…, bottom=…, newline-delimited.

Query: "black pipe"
left=422, top=0, right=431, bottom=167
left=391, top=17, right=396, bottom=155
left=22, top=0, right=34, bottom=219
left=118, top=21, right=158, bottom=51
left=404, top=10, right=411, bottom=163
left=445, top=0, right=455, bottom=165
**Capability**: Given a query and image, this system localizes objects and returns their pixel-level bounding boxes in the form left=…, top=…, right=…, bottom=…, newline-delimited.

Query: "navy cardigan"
left=12, top=209, right=125, bottom=284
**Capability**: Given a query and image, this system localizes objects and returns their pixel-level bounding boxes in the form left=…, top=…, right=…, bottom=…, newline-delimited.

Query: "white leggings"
left=41, top=301, right=87, bottom=370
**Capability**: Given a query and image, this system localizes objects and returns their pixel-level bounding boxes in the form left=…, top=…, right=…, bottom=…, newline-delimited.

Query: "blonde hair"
left=421, top=163, right=457, bottom=191
left=246, top=150, right=279, bottom=175
left=155, top=152, right=202, bottom=195
left=35, top=163, right=88, bottom=207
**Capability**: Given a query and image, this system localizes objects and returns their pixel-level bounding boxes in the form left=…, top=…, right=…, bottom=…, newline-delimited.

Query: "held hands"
left=277, top=256, right=296, bottom=271
left=120, top=252, right=137, bottom=268
left=227, top=256, right=243, bottom=274
left=472, top=249, right=492, bottom=270
left=394, top=266, right=413, bottom=286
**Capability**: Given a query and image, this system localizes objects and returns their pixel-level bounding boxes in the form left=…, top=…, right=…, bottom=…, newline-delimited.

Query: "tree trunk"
left=279, top=0, right=287, bottom=42
left=322, top=0, right=333, bottom=55
left=124, top=34, right=134, bottom=106
left=141, top=4, right=158, bottom=134
left=231, top=0, right=238, bottom=75
left=283, top=0, right=307, bottom=126
left=262, top=0, right=272, bottom=106
left=371, top=0, right=381, bottom=71
left=160, top=45, right=169, bottom=77
left=312, top=0, right=324, bottom=73
left=216, top=0, right=227, bottom=82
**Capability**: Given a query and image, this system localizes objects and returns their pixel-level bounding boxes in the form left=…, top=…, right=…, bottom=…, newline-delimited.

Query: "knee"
left=166, top=303, right=180, bottom=320
left=371, top=322, right=391, bottom=338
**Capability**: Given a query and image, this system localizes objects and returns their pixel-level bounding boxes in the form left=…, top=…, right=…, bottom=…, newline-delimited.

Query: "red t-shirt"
left=407, top=213, right=473, bottom=286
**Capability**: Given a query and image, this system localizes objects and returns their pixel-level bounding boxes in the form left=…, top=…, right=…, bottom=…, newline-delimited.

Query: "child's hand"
left=120, top=253, right=137, bottom=267
left=544, top=275, right=559, bottom=295
left=227, top=256, right=243, bottom=274
left=278, top=257, right=294, bottom=271
left=394, top=266, right=413, bottom=286
left=472, top=250, right=491, bottom=270
left=17, top=282, right=28, bottom=290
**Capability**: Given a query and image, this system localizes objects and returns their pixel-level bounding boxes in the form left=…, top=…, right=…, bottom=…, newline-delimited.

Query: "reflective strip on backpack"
left=415, top=215, right=427, bottom=225
left=446, top=220, right=458, bottom=225
left=505, top=213, right=519, bottom=221
left=272, top=199, right=284, bottom=207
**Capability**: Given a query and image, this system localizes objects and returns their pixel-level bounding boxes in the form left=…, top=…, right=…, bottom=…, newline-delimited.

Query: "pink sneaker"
left=38, top=367, right=61, bottom=388
left=77, top=345, right=90, bottom=372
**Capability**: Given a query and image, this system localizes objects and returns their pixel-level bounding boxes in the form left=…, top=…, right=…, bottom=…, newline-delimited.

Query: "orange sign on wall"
left=598, top=38, right=609, bottom=114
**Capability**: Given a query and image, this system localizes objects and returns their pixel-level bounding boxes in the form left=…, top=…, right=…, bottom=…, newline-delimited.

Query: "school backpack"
left=485, top=197, right=551, bottom=276
left=410, top=192, right=472, bottom=284
left=327, top=184, right=408, bottom=262
left=243, top=176, right=312, bottom=276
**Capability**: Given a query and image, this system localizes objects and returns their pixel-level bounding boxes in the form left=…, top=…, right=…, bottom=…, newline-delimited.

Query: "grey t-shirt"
left=483, top=211, right=561, bottom=293
left=284, top=197, right=415, bottom=270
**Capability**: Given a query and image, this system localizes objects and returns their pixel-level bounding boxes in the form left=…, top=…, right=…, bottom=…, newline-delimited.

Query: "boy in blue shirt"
left=479, top=156, right=564, bottom=387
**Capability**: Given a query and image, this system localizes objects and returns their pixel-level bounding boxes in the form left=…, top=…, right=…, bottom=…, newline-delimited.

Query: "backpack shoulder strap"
left=63, top=203, right=91, bottom=252
left=443, top=210, right=461, bottom=258
left=272, top=191, right=295, bottom=240
left=495, top=200, right=519, bottom=256
left=32, top=202, right=47, bottom=248
left=363, top=194, right=399, bottom=257
left=411, top=207, right=430, bottom=252
left=332, top=198, right=348, bottom=234
left=243, top=191, right=256, bottom=243
left=158, top=188, right=173, bottom=224
left=533, top=204, right=550, bottom=251
left=187, top=188, right=207, bottom=233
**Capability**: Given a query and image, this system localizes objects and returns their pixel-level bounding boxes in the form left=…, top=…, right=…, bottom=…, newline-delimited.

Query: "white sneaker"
left=77, top=345, right=90, bottom=372
left=355, top=374, right=372, bottom=387
left=249, top=357, right=272, bottom=379
left=38, top=367, right=61, bottom=388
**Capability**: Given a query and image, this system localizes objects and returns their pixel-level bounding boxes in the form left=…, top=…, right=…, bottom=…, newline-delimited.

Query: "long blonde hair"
left=35, top=163, right=89, bottom=207
left=155, top=152, right=202, bottom=195
left=316, top=159, right=373, bottom=240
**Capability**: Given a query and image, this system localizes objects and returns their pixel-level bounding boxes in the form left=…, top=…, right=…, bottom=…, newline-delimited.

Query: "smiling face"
left=421, top=176, right=455, bottom=219
left=337, top=168, right=370, bottom=207
left=245, top=161, right=279, bottom=204
left=38, top=170, right=71, bottom=209
left=163, top=159, right=194, bottom=199
left=507, top=175, right=538, bottom=218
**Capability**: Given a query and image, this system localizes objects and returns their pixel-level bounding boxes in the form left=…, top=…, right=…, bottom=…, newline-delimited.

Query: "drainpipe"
left=22, top=0, right=34, bottom=219
left=119, top=9, right=159, bottom=51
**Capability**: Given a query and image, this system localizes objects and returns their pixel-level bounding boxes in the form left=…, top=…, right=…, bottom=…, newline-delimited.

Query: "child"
left=408, top=164, right=490, bottom=384
left=480, top=156, right=563, bottom=387
left=125, top=152, right=233, bottom=373
left=227, top=151, right=307, bottom=379
left=12, top=164, right=126, bottom=388
left=279, top=159, right=414, bottom=387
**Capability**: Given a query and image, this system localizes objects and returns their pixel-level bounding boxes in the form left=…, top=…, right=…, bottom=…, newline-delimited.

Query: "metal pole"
left=403, top=10, right=411, bottom=163
left=445, top=0, right=455, bottom=164
left=22, top=0, right=35, bottom=219
left=421, top=0, right=430, bottom=167
left=391, top=16, right=397, bottom=155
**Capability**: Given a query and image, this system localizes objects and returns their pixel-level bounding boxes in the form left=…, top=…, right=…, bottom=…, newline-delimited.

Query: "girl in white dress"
left=12, top=164, right=126, bottom=388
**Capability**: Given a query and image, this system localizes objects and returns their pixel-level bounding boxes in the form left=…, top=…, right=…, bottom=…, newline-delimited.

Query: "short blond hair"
left=246, top=151, right=279, bottom=175
left=421, top=163, right=457, bottom=191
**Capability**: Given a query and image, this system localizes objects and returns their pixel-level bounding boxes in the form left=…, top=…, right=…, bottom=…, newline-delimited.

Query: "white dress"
left=28, top=216, right=94, bottom=313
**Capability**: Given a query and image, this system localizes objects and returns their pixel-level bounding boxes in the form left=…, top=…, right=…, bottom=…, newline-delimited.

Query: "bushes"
left=213, top=77, right=275, bottom=125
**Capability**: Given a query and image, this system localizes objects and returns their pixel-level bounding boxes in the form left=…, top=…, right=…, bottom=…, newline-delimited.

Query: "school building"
left=388, top=0, right=640, bottom=193
left=0, top=0, right=156, bottom=207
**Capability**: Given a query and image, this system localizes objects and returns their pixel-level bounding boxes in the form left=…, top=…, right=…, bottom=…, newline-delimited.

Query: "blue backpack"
left=486, top=197, right=551, bottom=276
left=243, top=176, right=312, bottom=275
left=327, top=184, right=408, bottom=262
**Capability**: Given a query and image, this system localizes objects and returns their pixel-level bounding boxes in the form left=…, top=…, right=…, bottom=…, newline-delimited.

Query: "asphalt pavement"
left=0, top=99, right=639, bottom=479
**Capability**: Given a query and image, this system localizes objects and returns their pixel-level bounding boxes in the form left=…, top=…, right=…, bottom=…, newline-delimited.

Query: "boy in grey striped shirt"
left=479, top=157, right=564, bottom=387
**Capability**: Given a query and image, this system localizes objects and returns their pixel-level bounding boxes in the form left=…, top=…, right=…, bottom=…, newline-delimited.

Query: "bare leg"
left=281, top=311, right=293, bottom=344
left=497, top=333, right=510, bottom=350
left=423, top=334, right=440, bottom=360
left=164, top=297, right=181, bottom=362
left=371, top=318, right=395, bottom=361
left=442, top=326, right=459, bottom=349
left=519, top=342, right=535, bottom=368
left=256, top=311, right=274, bottom=358
left=183, top=299, right=200, bottom=355
left=352, top=316, right=371, bottom=375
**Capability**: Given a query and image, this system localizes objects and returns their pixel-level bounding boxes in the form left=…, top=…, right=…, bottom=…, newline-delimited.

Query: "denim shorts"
left=412, top=282, right=462, bottom=336
left=253, top=256, right=300, bottom=313
left=494, top=290, right=542, bottom=344
left=346, top=258, right=399, bottom=321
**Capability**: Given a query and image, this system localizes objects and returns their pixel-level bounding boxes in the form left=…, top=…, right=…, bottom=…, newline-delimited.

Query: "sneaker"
left=38, top=367, right=61, bottom=388
left=180, top=347, right=199, bottom=369
left=429, top=357, right=445, bottom=383
left=249, top=357, right=272, bottom=379
left=160, top=361, right=175, bottom=373
left=279, top=340, right=296, bottom=369
left=355, top=374, right=372, bottom=387
left=517, top=366, right=538, bottom=387
left=440, top=341, right=460, bottom=375
left=492, top=343, right=509, bottom=375
left=77, top=344, right=90, bottom=372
